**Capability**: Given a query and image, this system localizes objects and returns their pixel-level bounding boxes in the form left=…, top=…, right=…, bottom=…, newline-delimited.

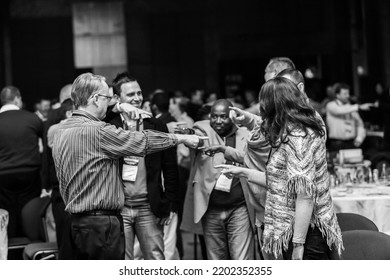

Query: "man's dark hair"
left=112, top=72, right=137, bottom=96
left=0, top=86, right=21, bottom=105
left=151, top=91, right=171, bottom=112
left=59, top=98, right=74, bottom=120
left=333, top=83, right=350, bottom=95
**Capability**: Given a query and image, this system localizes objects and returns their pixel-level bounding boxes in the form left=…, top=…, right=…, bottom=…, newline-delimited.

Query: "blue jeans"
left=201, top=204, right=254, bottom=260
left=121, top=203, right=165, bottom=260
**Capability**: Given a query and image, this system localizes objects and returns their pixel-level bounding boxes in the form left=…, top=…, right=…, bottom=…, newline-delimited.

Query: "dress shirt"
left=52, top=110, right=178, bottom=214
left=326, top=99, right=366, bottom=142
left=0, top=104, right=19, bottom=113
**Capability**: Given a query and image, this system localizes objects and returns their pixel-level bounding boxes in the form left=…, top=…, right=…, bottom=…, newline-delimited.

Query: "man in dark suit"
left=0, top=86, right=43, bottom=238
left=107, top=72, right=179, bottom=260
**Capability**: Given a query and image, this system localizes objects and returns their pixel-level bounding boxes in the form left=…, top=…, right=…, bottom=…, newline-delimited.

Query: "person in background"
left=45, top=98, right=74, bottom=259
left=247, top=56, right=296, bottom=115
left=325, top=83, right=373, bottom=152
left=34, top=98, right=51, bottom=122
left=151, top=91, right=176, bottom=124
left=168, top=96, right=195, bottom=258
left=0, top=86, right=43, bottom=238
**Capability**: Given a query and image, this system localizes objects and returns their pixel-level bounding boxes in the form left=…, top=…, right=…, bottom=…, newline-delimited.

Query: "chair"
left=336, top=213, right=378, bottom=232
left=342, top=230, right=390, bottom=260
left=7, top=197, right=58, bottom=259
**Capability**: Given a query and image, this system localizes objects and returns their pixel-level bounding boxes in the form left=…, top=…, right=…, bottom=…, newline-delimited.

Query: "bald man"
left=186, top=99, right=255, bottom=260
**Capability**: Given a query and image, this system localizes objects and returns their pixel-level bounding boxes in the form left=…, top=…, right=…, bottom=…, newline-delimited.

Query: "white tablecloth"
left=331, top=184, right=390, bottom=235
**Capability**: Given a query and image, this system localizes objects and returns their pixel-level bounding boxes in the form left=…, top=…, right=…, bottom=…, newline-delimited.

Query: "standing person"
left=52, top=73, right=202, bottom=260
left=0, top=86, right=43, bottom=238
left=326, top=83, right=373, bottom=152
left=258, top=77, right=343, bottom=259
left=247, top=57, right=296, bottom=115
left=108, top=72, right=179, bottom=260
left=190, top=99, right=255, bottom=260
left=168, top=96, right=194, bottom=259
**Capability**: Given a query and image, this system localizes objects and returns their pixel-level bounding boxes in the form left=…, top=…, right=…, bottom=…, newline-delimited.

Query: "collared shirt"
left=208, top=126, right=245, bottom=209
left=0, top=104, right=19, bottom=113
left=326, top=99, right=365, bottom=141
left=52, top=109, right=178, bottom=214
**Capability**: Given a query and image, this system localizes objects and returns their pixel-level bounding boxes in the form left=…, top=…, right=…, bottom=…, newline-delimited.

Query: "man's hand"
left=114, top=102, right=152, bottom=119
left=292, top=246, right=304, bottom=260
left=158, top=211, right=176, bottom=226
left=354, top=137, right=363, bottom=147
left=202, top=145, right=226, bottom=157
left=176, top=135, right=208, bottom=149
left=214, top=164, right=247, bottom=179
left=358, top=103, right=374, bottom=111
left=166, top=121, right=187, bottom=133
left=229, top=106, right=251, bottom=125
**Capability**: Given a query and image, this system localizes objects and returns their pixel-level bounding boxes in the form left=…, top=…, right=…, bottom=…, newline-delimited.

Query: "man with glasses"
left=52, top=73, right=203, bottom=259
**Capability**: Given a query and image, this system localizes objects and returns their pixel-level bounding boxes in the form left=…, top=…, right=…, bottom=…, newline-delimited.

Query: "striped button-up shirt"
left=52, top=110, right=178, bottom=214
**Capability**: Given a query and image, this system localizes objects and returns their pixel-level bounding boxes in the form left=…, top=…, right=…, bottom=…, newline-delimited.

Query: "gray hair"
left=71, top=73, right=106, bottom=108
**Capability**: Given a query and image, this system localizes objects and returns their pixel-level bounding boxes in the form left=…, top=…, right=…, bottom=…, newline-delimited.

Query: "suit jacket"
left=108, top=114, right=179, bottom=218
left=189, top=120, right=255, bottom=230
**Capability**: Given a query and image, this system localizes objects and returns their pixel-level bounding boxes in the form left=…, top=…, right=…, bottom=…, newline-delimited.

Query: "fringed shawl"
left=262, top=128, right=343, bottom=258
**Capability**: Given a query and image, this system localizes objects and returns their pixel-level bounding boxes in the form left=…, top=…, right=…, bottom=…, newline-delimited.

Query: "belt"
left=72, top=210, right=121, bottom=216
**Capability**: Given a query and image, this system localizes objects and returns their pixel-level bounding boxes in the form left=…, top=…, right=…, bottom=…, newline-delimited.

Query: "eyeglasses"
left=95, top=94, right=113, bottom=101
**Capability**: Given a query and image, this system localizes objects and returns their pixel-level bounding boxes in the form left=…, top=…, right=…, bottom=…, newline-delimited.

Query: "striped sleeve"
left=100, top=123, right=178, bottom=159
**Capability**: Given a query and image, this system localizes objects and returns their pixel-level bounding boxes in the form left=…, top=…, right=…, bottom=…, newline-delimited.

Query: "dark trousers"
left=177, top=166, right=190, bottom=259
left=0, top=170, right=41, bottom=238
left=283, top=226, right=331, bottom=260
left=50, top=188, right=72, bottom=259
left=69, top=214, right=125, bottom=260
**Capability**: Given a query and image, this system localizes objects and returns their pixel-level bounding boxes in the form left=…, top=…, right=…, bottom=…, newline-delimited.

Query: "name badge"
left=214, top=171, right=233, bottom=192
left=122, top=156, right=139, bottom=182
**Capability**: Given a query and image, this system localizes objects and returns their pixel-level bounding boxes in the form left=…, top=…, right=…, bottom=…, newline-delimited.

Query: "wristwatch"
left=293, top=242, right=304, bottom=248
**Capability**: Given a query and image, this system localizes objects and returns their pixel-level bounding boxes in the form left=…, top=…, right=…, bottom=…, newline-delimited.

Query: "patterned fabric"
left=263, top=128, right=343, bottom=258
left=52, top=110, right=178, bottom=214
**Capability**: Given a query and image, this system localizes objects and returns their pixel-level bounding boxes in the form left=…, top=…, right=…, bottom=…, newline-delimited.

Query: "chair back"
left=336, top=213, right=378, bottom=232
left=21, top=197, right=51, bottom=242
left=342, top=230, right=390, bottom=260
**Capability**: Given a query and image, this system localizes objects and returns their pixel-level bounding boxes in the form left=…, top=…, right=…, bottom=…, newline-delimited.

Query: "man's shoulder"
left=1, top=109, right=41, bottom=123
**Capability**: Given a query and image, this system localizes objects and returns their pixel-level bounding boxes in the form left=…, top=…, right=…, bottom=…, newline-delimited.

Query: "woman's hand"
left=214, top=164, right=248, bottom=179
left=292, top=246, right=304, bottom=260
left=229, top=106, right=248, bottom=125
left=202, top=145, right=226, bottom=156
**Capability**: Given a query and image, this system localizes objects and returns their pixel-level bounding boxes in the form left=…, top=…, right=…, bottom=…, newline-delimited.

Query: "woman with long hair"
left=216, top=76, right=343, bottom=259
left=257, top=77, right=343, bottom=259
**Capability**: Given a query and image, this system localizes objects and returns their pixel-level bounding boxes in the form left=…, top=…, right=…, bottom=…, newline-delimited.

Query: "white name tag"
left=122, top=157, right=139, bottom=182
left=214, top=172, right=233, bottom=192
